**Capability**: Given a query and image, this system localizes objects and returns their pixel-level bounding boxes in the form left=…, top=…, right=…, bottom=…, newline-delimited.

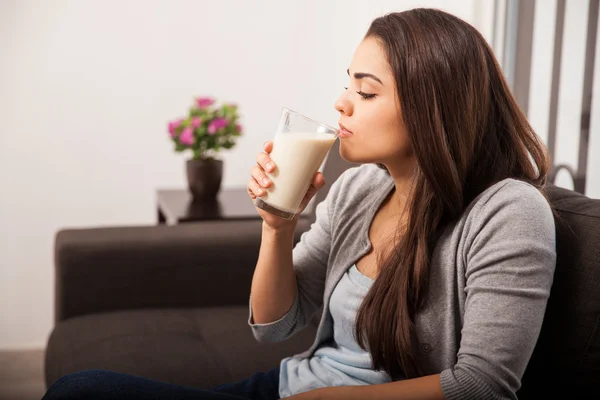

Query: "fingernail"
left=262, top=177, right=270, bottom=185
left=265, top=163, right=273, bottom=171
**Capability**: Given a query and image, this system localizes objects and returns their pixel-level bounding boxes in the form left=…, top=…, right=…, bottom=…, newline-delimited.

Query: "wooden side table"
left=156, top=188, right=260, bottom=225
left=156, top=188, right=312, bottom=225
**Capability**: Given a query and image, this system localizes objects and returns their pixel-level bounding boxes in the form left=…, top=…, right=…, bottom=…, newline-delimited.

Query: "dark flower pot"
left=186, top=158, right=223, bottom=201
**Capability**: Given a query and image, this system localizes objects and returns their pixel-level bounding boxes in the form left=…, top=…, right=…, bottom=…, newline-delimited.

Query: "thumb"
left=305, top=173, right=326, bottom=200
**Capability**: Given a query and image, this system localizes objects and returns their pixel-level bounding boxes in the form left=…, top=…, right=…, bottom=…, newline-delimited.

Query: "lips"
left=338, top=122, right=353, bottom=138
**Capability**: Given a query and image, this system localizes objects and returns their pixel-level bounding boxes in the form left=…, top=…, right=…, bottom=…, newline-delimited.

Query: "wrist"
left=262, top=220, right=297, bottom=236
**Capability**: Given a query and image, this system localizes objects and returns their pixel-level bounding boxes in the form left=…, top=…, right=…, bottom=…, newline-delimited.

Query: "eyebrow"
left=347, top=69, right=383, bottom=85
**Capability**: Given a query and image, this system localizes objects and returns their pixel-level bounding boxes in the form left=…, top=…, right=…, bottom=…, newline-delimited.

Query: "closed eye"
left=343, top=87, right=376, bottom=100
left=357, top=91, right=376, bottom=100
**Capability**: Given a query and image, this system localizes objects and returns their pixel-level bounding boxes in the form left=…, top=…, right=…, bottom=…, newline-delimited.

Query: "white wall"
left=0, top=0, right=354, bottom=348
left=4, top=0, right=592, bottom=349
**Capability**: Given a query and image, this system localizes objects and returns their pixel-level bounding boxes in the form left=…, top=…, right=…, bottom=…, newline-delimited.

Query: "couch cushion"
left=45, top=306, right=317, bottom=389
left=519, top=184, right=600, bottom=397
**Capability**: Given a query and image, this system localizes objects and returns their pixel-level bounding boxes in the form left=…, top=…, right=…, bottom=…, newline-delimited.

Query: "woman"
left=43, top=8, right=556, bottom=400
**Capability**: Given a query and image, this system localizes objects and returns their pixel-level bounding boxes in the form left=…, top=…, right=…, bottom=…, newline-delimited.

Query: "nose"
left=334, top=90, right=353, bottom=116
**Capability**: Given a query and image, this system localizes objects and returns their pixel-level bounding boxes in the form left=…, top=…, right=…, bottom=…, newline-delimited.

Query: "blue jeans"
left=42, top=367, right=281, bottom=400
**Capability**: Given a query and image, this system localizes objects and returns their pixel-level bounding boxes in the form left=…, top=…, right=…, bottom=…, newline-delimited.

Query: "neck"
left=383, top=158, right=416, bottom=211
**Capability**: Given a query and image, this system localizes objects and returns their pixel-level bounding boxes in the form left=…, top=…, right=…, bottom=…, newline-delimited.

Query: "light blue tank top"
left=278, top=264, right=391, bottom=397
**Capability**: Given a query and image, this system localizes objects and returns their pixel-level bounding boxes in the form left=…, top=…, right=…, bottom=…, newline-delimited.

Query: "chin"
left=339, top=143, right=360, bottom=163
left=339, top=141, right=377, bottom=164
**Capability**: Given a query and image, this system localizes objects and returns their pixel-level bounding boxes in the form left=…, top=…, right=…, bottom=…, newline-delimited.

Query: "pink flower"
left=179, top=127, right=194, bottom=145
left=207, top=117, right=229, bottom=135
left=235, top=124, right=243, bottom=134
left=191, top=117, right=202, bottom=128
left=168, top=119, right=182, bottom=138
left=196, top=97, right=215, bottom=108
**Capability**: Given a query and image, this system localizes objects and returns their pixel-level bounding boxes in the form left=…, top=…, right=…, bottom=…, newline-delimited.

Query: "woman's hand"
left=247, top=140, right=325, bottom=230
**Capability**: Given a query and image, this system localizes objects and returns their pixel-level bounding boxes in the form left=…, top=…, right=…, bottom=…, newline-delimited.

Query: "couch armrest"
left=54, top=219, right=311, bottom=323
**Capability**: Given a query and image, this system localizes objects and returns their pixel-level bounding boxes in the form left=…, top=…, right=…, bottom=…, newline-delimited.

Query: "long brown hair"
left=354, top=9, right=550, bottom=379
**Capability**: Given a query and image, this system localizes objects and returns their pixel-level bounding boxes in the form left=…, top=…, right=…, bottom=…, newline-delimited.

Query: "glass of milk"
left=254, top=108, right=338, bottom=220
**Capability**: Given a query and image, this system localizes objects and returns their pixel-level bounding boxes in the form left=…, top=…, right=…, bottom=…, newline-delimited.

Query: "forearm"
left=313, top=374, right=445, bottom=400
left=250, top=221, right=298, bottom=324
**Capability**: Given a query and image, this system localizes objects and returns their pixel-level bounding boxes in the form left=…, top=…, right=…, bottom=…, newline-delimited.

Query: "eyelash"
left=344, top=87, right=376, bottom=100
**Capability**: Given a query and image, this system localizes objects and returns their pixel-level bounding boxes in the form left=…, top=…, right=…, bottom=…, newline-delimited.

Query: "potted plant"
left=168, top=97, right=243, bottom=201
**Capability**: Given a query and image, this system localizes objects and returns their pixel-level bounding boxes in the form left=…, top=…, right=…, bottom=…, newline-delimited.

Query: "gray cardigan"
left=249, top=164, right=556, bottom=400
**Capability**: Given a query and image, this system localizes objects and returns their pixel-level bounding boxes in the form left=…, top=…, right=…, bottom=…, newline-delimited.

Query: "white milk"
left=262, top=131, right=337, bottom=214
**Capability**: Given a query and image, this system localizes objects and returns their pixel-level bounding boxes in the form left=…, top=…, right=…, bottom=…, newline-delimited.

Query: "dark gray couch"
left=45, top=146, right=600, bottom=397
left=45, top=218, right=318, bottom=389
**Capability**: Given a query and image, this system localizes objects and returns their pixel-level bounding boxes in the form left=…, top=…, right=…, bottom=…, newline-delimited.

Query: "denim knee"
left=43, top=370, right=113, bottom=400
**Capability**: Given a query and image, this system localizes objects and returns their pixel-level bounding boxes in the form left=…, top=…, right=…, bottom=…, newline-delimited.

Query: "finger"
left=263, top=141, right=273, bottom=153
left=247, top=178, right=266, bottom=198
left=247, top=179, right=256, bottom=199
left=256, top=152, right=275, bottom=173
left=312, top=172, right=325, bottom=190
left=251, top=166, right=272, bottom=188
left=304, top=173, right=326, bottom=201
